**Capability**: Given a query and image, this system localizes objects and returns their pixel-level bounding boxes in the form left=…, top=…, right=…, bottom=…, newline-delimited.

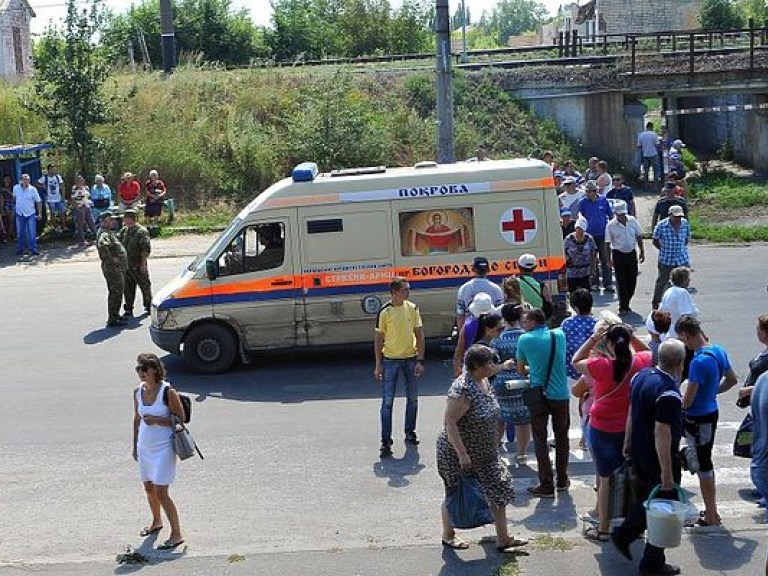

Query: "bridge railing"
left=248, top=22, right=768, bottom=73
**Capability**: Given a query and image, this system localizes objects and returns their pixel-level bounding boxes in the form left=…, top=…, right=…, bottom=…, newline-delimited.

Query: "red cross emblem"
left=500, top=207, right=537, bottom=244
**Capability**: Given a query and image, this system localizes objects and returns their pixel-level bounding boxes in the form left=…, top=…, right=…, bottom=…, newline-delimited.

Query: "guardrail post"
left=749, top=18, right=755, bottom=76
left=558, top=31, right=564, bottom=57
left=688, top=32, right=694, bottom=82
left=565, top=30, right=571, bottom=56
left=630, top=35, right=636, bottom=78
left=708, top=31, right=712, bottom=50
left=672, top=33, right=676, bottom=52
left=656, top=33, right=661, bottom=53
left=573, top=30, right=579, bottom=56
left=602, top=33, right=607, bottom=54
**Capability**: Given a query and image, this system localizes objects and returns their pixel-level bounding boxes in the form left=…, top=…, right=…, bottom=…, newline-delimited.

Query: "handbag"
left=173, top=417, right=204, bottom=460
left=733, top=413, right=753, bottom=458
left=522, top=331, right=555, bottom=417
left=445, top=473, right=494, bottom=529
left=607, top=458, right=642, bottom=519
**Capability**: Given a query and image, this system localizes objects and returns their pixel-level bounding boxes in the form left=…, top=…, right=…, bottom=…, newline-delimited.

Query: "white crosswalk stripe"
left=501, top=421, right=763, bottom=531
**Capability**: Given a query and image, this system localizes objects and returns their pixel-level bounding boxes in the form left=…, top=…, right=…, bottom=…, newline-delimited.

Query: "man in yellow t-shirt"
left=374, top=277, right=425, bottom=458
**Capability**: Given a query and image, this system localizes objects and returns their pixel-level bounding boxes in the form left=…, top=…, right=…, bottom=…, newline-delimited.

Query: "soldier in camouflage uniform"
left=97, top=211, right=128, bottom=327
left=119, top=208, right=153, bottom=317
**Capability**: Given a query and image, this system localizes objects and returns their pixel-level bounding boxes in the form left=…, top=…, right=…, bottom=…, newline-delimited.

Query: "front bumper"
left=150, top=326, right=184, bottom=355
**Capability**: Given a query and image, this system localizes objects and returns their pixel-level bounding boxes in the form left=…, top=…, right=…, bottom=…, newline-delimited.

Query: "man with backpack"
left=675, top=315, right=738, bottom=528
left=516, top=253, right=553, bottom=320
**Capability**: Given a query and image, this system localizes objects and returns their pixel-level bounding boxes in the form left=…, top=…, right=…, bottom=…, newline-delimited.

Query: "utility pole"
left=159, top=0, right=176, bottom=73
left=435, top=0, right=454, bottom=164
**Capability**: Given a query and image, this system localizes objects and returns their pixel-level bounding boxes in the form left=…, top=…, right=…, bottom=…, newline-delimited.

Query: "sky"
left=29, top=0, right=565, bottom=35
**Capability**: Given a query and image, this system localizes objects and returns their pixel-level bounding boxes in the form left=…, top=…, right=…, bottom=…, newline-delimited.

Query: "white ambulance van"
left=150, top=159, right=566, bottom=373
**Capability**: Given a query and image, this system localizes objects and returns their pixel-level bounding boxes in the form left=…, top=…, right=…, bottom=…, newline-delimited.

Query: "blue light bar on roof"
left=292, top=162, right=319, bottom=182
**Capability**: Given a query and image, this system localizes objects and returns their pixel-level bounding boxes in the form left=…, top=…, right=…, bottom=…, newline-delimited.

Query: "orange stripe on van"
left=490, top=177, right=554, bottom=192
left=170, top=256, right=565, bottom=301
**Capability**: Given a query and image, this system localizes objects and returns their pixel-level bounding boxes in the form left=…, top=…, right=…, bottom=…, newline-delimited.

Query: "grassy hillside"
left=1, top=66, right=580, bottom=212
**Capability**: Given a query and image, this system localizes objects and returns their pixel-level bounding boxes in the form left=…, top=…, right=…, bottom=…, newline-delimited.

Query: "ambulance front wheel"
left=183, top=323, right=237, bottom=374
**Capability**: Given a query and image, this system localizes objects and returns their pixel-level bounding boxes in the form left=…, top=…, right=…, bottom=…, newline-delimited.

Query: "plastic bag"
left=446, top=474, right=494, bottom=529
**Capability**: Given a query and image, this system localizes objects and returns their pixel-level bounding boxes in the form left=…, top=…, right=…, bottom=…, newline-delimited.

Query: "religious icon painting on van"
left=399, top=208, right=475, bottom=256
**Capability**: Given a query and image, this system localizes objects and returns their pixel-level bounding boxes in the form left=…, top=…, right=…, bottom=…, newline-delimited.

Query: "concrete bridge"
left=465, top=28, right=768, bottom=172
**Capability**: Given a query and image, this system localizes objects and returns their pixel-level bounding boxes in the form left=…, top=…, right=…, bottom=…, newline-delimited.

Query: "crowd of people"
left=0, top=164, right=167, bottom=255
left=371, top=144, right=768, bottom=575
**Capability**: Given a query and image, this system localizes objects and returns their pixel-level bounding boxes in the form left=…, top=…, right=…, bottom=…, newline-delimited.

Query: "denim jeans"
left=15, top=213, right=37, bottom=253
left=592, top=236, right=613, bottom=289
left=380, top=357, right=419, bottom=443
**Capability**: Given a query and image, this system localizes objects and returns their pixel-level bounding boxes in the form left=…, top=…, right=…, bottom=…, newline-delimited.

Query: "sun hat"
left=468, top=292, right=495, bottom=317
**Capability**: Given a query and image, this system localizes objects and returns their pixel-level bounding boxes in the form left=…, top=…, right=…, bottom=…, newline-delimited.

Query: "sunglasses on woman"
left=135, top=365, right=151, bottom=373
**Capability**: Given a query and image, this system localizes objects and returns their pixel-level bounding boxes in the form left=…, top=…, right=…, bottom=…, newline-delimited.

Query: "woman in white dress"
left=132, top=353, right=185, bottom=550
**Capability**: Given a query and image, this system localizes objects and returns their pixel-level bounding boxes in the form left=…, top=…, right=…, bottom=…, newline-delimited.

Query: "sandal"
left=139, top=525, right=163, bottom=537
left=584, top=527, right=609, bottom=542
left=497, top=536, right=529, bottom=552
left=441, top=537, right=469, bottom=550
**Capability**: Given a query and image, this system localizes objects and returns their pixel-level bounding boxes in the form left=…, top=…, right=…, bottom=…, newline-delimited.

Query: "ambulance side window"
left=218, top=222, right=285, bottom=276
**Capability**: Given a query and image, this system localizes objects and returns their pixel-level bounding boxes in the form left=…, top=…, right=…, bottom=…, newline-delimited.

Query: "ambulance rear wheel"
left=183, top=323, right=237, bottom=374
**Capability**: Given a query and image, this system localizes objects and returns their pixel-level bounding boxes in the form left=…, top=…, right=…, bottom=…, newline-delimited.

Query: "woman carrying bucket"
left=610, top=339, right=686, bottom=576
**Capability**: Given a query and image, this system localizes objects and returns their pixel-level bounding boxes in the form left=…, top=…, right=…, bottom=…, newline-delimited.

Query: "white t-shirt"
left=12, top=184, right=41, bottom=217
left=456, top=277, right=504, bottom=317
left=71, top=185, right=90, bottom=208
left=659, top=285, right=699, bottom=339
left=637, top=130, right=660, bottom=157
left=38, top=173, right=64, bottom=203
left=559, top=189, right=585, bottom=213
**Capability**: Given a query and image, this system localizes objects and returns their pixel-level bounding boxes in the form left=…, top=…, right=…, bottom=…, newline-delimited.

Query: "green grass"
left=159, top=199, right=238, bottom=236
left=687, top=171, right=768, bottom=242
left=494, top=556, right=522, bottom=576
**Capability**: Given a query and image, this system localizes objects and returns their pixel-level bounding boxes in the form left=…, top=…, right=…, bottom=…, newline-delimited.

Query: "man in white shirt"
left=558, top=176, right=585, bottom=214
left=606, top=200, right=644, bottom=315
left=637, top=122, right=661, bottom=183
left=455, top=256, right=503, bottom=331
left=13, top=174, right=42, bottom=256
left=659, top=266, right=698, bottom=340
left=37, top=164, right=65, bottom=232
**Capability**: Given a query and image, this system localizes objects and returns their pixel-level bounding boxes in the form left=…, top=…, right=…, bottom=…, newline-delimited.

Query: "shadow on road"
left=691, top=530, right=758, bottom=571
left=437, top=543, right=526, bottom=576
left=161, top=343, right=456, bottom=404
left=373, top=444, right=426, bottom=488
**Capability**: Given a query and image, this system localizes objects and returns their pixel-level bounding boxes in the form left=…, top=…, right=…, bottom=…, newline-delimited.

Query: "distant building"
left=0, top=0, right=34, bottom=81
left=540, top=0, right=702, bottom=45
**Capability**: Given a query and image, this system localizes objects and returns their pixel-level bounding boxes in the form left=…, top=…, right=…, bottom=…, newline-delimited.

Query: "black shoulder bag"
left=522, top=331, right=556, bottom=417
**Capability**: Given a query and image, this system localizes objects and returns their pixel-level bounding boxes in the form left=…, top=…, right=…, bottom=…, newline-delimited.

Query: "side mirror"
left=205, top=259, right=219, bottom=281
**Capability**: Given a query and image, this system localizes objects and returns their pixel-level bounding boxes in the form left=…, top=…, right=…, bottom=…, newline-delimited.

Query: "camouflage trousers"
left=102, top=268, right=125, bottom=322
left=124, top=266, right=152, bottom=314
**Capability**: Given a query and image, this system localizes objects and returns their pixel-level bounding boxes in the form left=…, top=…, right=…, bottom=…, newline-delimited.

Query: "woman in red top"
left=119, top=172, right=142, bottom=210
left=571, top=324, right=651, bottom=541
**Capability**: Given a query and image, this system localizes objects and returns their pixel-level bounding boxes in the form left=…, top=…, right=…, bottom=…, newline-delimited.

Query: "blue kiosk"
left=0, top=142, right=53, bottom=183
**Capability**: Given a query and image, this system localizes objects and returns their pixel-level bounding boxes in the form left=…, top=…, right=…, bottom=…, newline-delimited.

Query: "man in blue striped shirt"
left=651, top=205, right=690, bottom=309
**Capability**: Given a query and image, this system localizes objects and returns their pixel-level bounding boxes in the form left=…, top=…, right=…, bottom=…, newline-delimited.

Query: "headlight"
left=153, top=307, right=170, bottom=326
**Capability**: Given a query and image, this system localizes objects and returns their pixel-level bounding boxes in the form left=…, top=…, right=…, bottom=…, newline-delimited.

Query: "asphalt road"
left=1, top=239, right=767, bottom=575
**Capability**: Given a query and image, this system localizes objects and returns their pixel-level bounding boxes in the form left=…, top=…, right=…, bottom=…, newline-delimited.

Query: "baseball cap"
left=472, top=256, right=490, bottom=272
left=562, top=176, right=576, bottom=185
left=613, top=200, right=628, bottom=215
left=668, top=205, right=684, bottom=217
left=560, top=206, right=572, bottom=217
left=672, top=139, right=685, bottom=148
left=517, top=253, right=537, bottom=269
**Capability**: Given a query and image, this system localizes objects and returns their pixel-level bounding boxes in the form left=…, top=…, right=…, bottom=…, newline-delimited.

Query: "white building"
left=0, top=0, right=34, bottom=81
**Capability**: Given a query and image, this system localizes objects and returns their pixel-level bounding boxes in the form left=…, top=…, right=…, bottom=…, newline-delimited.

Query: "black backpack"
left=163, top=386, right=192, bottom=423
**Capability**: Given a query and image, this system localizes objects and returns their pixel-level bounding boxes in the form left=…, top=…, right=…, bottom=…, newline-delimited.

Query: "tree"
left=699, top=0, right=745, bottom=30
left=736, top=0, right=767, bottom=23
left=32, top=0, right=112, bottom=176
left=101, top=0, right=267, bottom=67
left=481, top=0, right=546, bottom=45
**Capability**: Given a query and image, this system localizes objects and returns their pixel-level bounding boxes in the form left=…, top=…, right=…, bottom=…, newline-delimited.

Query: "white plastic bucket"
left=505, top=379, right=529, bottom=391
left=645, top=486, right=687, bottom=548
